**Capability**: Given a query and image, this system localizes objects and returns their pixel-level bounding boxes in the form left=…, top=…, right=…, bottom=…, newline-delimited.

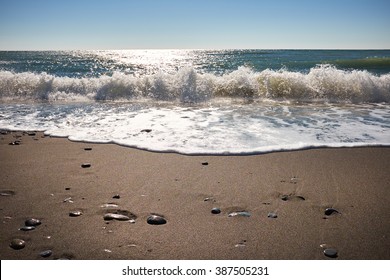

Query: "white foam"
left=1, top=102, right=389, bottom=154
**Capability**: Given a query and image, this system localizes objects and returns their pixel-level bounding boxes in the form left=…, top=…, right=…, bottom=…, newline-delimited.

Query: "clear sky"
left=0, top=0, right=389, bottom=50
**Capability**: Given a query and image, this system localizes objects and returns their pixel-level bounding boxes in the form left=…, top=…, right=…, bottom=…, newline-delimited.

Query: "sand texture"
left=1, top=131, right=389, bottom=259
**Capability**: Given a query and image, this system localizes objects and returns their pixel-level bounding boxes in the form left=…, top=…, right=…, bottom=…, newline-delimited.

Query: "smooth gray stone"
left=103, top=213, right=130, bottom=221
left=40, top=250, right=53, bottom=258
left=25, top=218, right=41, bottom=227
left=228, top=211, right=251, bottom=217
left=81, top=163, right=91, bottom=168
left=0, top=190, right=16, bottom=196
left=211, top=208, right=221, bottom=214
left=10, top=239, right=26, bottom=250
left=325, top=208, right=339, bottom=216
left=324, top=248, right=338, bottom=258
left=147, top=215, right=167, bottom=225
left=19, top=226, right=36, bottom=231
left=267, top=212, right=278, bottom=219
left=69, top=210, right=83, bottom=217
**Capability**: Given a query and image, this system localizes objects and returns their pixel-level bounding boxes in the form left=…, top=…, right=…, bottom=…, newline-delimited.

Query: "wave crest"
left=0, top=65, right=389, bottom=103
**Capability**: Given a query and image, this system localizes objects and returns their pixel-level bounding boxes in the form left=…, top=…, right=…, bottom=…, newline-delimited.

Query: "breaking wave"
left=1, top=65, right=389, bottom=103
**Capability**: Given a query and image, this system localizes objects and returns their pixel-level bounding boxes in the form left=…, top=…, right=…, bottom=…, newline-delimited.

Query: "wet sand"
left=0, top=131, right=389, bottom=259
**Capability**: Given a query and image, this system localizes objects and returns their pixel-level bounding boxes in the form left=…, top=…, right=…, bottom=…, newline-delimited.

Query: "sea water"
left=0, top=50, right=389, bottom=154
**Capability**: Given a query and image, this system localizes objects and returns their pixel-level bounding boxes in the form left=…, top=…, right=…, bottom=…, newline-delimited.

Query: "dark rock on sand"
left=211, top=208, right=221, bottom=214
left=112, top=194, right=120, bottom=199
left=141, top=129, right=152, bottom=133
left=25, top=218, right=41, bottom=227
left=281, top=194, right=305, bottom=201
left=147, top=214, right=167, bottom=225
left=324, top=248, right=338, bottom=258
left=103, top=213, right=131, bottom=221
left=0, top=190, right=16, bottom=196
left=201, top=162, right=209, bottom=165
left=19, top=226, right=36, bottom=231
left=228, top=211, right=251, bottom=217
left=267, top=212, right=278, bottom=219
left=40, top=250, right=53, bottom=258
left=84, top=147, right=92, bottom=151
left=325, top=208, right=340, bottom=216
left=10, top=238, right=26, bottom=250
left=9, top=141, right=21, bottom=145
left=69, top=210, right=83, bottom=217
left=81, top=163, right=91, bottom=168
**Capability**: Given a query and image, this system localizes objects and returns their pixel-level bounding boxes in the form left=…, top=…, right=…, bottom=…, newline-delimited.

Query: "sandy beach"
left=0, top=131, right=389, bottom=260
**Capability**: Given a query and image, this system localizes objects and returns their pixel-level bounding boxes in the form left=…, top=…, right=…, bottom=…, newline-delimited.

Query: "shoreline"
left=1, top=131, right=389, bottom=259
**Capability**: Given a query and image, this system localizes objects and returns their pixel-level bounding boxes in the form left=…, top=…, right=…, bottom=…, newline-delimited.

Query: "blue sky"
left=0, top=0, right=389, bottom=50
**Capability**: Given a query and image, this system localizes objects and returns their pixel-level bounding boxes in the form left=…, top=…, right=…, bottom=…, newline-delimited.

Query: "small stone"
left=147, top=214, right=167, bottom=225
left=325, top=208, right=340, bottom=216
left=63, top=197, right=73, bottom=203
left=25, top=218, right=41, bottom=227
left=19, top=226, right=36, bottom=231
left=10, top=238, right=26, bottom=250
left=81, top=163, right=91, bottom=168
left=280, top=194, right=305, bottom=201
left=141, top=129, right=152, bottom=133
left=324, top=248, right=338, bottom=258
left=40, top=250, right=53, bottom=258
left=112, top=194, right=120, bottom=199
left=0, top=190, right=16, bottom=196
left=84, top=147, right=92, bottom=151
left=201, top=162, right=209, bottom=166
left=103, top=213, right=130, bottom=221
left=267, top=212, right=278, bottom=219
left=9, top=141, right=20, bottom=145
left=69, top=210, right=82, bottom=217
left=65, top=187, right=71, bottom=191
left=211, top=208, right=221, bottom=214
left=27, top=132, right=36, bottom=136
left=228, top=211, right=251, bottom=217
left=100, top=203, right=119, bottom=208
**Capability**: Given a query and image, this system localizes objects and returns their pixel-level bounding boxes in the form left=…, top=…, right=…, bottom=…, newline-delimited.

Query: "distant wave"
left=0, top=65, right=389, bottom=103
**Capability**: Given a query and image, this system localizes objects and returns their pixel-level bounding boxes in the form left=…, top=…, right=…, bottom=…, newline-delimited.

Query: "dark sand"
left=0, top=131, right=389, bottom=259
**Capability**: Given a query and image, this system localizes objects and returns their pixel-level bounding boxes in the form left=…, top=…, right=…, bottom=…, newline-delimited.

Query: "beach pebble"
left=201, top=162, right=209, bottom=165
left=323, top=248, right=338, bottom=258
left=19, top=226, right=36, bottom=231
left=40, top=250, right=53, bottom=258
left=281, top=194, right=305, bottom=201
left=8, top=141, right=21, bottom=145
left=103, top=213, right=131, bottom=221
left=112, top=194, right=120, bottom=199
left=81, top=163, right=91, bottom=168
left=267, top=212, right=278, bottom=219
left=25, top=218, right=41, bottom=227
left=10, top=238, right=26, bottom=250
left=84, top=147, right=92, bottom=151
left=211, top=208, right=221, bottom=214
left=63, top=197, right=73, bottom=203
left=325, top=208, right=339, bottom=216
left=69, top=210, right=83, bottom=217
left=0, top=190, right=16, bottom=196
left=100, top=203, right=119, bottom=208
left=147, top=214, right=167, bottom=225
left=228, top=211, right=251, bottom=217
left=141, top=129, right=152, bottom=133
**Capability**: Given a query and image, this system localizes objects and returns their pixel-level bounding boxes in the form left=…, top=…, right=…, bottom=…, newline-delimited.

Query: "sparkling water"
left=0, top=50, right=389, bottom=154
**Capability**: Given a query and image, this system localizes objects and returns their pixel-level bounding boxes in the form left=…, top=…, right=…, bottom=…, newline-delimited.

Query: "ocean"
left=0, top=49, right=389, bottom=154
